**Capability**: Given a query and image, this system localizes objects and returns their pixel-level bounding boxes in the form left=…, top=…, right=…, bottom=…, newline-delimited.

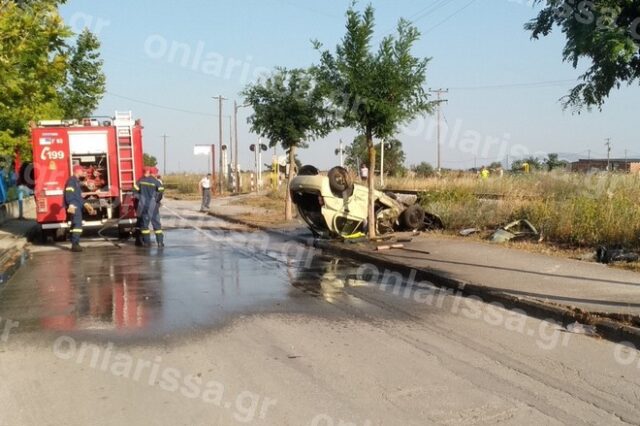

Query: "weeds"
left=384, top=172, right=640, bottom=248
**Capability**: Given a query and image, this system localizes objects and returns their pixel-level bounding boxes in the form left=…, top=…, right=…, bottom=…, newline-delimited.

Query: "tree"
left=511, top=156, right=543, bottom=172
left=345, top=135, right=407, bottom=177
left=544, top=153, right=568, bottom=171
left=243, top=68, right=333, bottom=220
left=0, top=1, right=106, bottom=158
left=526, top=1, right=640, bottom=110
left=0, top=0, right=70, bottom=158
left=143, top=153, right=158, bottom=167
left=59, top=28, right=106, bottom=119
left=314, top=4, right=434, bottom=237
left=412, top=162, right=434, bottom=178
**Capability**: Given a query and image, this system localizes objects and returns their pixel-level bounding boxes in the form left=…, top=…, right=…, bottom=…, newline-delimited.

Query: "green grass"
left=385, top=172, right=640, bottom=248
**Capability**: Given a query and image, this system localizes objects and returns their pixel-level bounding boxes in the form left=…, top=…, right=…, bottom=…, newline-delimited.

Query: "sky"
left=59, top=0, right=640, bottom=173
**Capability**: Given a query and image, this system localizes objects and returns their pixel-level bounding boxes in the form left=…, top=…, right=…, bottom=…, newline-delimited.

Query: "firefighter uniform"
left=133, top=175, right=164, bottom=246
left=64, top=175, right=84, bottom=246
left=151, top=170, right=164, bottom=247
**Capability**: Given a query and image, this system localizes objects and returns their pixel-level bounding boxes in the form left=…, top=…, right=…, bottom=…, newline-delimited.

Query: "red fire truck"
left=29, top=111, right=144, bottom=241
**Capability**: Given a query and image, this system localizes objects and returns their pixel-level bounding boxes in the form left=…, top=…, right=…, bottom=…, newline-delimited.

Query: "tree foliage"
left=0, top=0, right=105, bottom=158
left=345, top=135, right=407, bottom=177
left=544, top=153, right=569, bottom=171
left=412, top=161, right=434, bottom=178
left=526, top=0, right=640, bottom=110
left=511, top=156, right=544, bottom=172
left=242, top=67, right=333, bottom=220
left=314, top=3, right=434, bottom=237
left=59, top=29, right=106, bottom=119
left=143, top=153, right=158, bottom=167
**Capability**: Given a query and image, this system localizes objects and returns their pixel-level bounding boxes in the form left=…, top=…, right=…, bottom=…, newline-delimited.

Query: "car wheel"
left=328, top=166, right=354, bottom=195
left=423, top=212, right=445, bottom=230
left=400, top=204, right=425, bottom=230
left=298, top=165, right=319, bottom=176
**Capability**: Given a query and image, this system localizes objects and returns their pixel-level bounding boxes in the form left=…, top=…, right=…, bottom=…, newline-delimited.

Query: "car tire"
left=328, top=166, right=353, bottom=195
left=298, top=165, right=319, bottom=176
left=423, top=212, right=445, bottom=230
left=400, top=204, right=425, bottom=230
left=18, top=162, right=35, bottom=189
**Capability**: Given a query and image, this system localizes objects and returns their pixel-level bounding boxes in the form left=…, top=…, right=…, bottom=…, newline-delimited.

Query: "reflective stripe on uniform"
left=140, top=182, right=156, bottom=187
left=133, top=184, right=140, bottom=190
left=71, top=229, right=83, bottom=233
left=154, top=230, right=163, bottom=234
left=65, top=187, right=75, bottom=192
left=141, top=230, right=151, bottom=234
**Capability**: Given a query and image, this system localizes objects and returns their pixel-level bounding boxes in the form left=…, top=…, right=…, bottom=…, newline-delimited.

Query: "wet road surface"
left=1, top=200, right=640, bottom=425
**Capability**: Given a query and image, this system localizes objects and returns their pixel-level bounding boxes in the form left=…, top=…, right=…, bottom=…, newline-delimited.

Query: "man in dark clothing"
left=133, top=167, right=164, bottom=247
left=64, top=165, right=87, bottom=252
left=150, top=167, right=164, bottom=247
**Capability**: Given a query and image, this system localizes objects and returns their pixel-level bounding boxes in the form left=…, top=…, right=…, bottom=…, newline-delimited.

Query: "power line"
left=105, top=91, right=215, bottom=117
left=425, top=0, right=479, bottom=34
left=449, top=79, right=576, bottom=91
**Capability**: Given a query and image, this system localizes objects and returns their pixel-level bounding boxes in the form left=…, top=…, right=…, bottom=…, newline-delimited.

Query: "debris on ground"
left=460, top=228, right=480, bottom=236
left=565, top=322, right=598, bottom=336
left=490, top=219, right=539, bottom=243
left=596, top=246, right=640, bottom=264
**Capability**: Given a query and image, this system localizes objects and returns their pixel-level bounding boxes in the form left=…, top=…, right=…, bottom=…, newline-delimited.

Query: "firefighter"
left=134, top=167, right=163, bottom=247
left=150, top=167, right=164, bottom=247
left=64, top=165, right=94, bottom=252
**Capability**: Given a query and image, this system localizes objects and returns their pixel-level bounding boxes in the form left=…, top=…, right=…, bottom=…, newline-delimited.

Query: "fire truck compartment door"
left=68, top=131, right=108, bottom=154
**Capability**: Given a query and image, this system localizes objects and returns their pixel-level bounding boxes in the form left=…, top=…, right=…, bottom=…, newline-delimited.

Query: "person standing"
left=150, top=167, right=165, bottom=247
left=199, top=173, right=212, bottom=212
left=134, top=167, right=163, bottom=247
left=480, top=166, right=490, bottom=180
left=359, top=163, right=369, bottom=183
left=64, top=165, right=87, bottom=252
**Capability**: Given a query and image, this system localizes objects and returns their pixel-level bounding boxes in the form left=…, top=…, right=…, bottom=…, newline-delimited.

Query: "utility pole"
left=605, top=138, right=612, bottom=172
left=161, top=134, right=169, bottom=175
left=380, top=139, right=385, bottom=187
left=336, top=139, right=344, bottom=167
left=212, top=95, right=227, bottom=194
left=429, top=89, right=449, bottom=174
left=234, top=101, right=250, bottom=193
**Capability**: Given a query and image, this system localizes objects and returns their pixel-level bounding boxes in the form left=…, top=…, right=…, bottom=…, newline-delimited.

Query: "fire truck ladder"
left=114, top=111, right=137, bottom=203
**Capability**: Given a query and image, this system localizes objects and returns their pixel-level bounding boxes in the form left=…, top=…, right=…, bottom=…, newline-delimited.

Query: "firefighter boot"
left=134, top=230, right=144, bottom=247
left=71, top=243, right=83, bottom=252
left=156, top=231, right=164, bottom=248
left=140, top=230, right=151, bottom=247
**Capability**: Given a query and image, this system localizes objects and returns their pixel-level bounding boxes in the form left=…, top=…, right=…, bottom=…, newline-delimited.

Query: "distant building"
left=570, top=159, right=640, bottom=173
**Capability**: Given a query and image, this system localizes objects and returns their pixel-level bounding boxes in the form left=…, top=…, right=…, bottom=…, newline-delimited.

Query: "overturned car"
left=290, top=165, right=444, bottom=239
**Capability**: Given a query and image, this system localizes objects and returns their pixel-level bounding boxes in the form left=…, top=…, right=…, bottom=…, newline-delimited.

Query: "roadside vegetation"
left=386, top=172, right=640, bottom=248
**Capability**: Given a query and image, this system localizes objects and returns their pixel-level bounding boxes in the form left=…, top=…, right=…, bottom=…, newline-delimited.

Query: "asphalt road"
left=0, top=200, right=639, bottom=425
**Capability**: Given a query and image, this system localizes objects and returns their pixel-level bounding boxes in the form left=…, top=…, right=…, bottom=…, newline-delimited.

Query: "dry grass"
left=384, top=172, right=640, bottom=248
left=163, top=172, right=267, bottom=199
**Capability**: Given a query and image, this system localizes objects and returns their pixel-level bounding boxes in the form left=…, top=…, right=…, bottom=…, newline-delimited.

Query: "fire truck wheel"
left=38, top=229, right=52, bottom=244
left=118, top=227, right=132, bottom=240
left=54, top=228, right=68, bottom=242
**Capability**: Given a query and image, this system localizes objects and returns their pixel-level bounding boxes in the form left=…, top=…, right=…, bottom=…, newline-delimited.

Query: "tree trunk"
left=366, top=129, right=376, bottom=239
left=285, top=145, right=296, bottom=221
